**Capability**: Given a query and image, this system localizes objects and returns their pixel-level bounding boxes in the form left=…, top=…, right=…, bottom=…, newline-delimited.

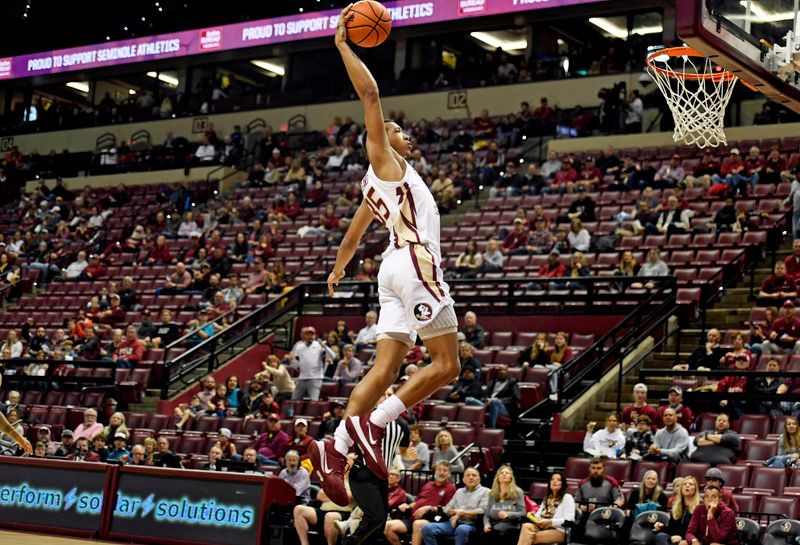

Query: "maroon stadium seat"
left=738, top=414, right=771, bottom=438
left=746, top=467, right=786, bottom=495
left=761, top=496, right=797, bottom=519
left=565, top=457, right=590, bottom=480
left=428, top=405, right=458, bottom=422
left=676, top=462, right=710, bottom=483
left=455, top=406, right=485, bottom=427
left=741, top=440, right=778, bottom=462
left=604, top=459, right=632, bottom=484
left=632, top=460, right=669, bottom=485
left=717, top=464, right=749, bottom=489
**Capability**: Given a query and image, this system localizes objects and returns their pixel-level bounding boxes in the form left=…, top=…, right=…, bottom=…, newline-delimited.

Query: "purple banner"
left=0, top=0, right=605, bottom=80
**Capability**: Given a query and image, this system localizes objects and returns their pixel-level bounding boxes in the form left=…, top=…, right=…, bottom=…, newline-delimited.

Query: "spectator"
left=690, top=413, right=740, bottom=466
left=54, top=429, right=76, bottom=457
left=653, top=477, right=700, bottom=545
left=354, top=311, right=378, bottom=351
left=684, top=485, right=736, bottom=545
left=502, top=219, right=529, bottom=255
left=445, top=367, right=484, bottom=405
left=293, top=486, right=353, bottom=545
left=286, top=326, right=335, bottom=401
left=102, top=411, right=129, bottom=441
left=421, top=467, right=489, bottom=545
left=194, top=137, right=217, bottom=163
left=147, top=235, right=172, bottom=263
left=583, top=413, right=625, bottom=459
left=713, top=148, right=750, bottom=196
left=106, top=432, right=130, bottom=463
left=762, top=300, right=800, bottom=355
left=1, top=330, right=22, bottom=358
left=654, top=155, right=686, bottom=187
left=574, top=457, right=625, bottom=512
left=648, top=407, right=690, bottom=462
left=0, top=408, right=24, bottom=456
left=480, top=237, right=504, bottom=272
left=401, top=424, right=430, bottom=471
left=285, top=418, right=314, bottom=462
left=256, top=355, right=295, bottom=404
left=280, top=449, right=311, bottom=504
left=540, top=150, right=562, bottom=179
left=332, top=344, right=363, bottom=384
left=319, top=401, right=346, bottom=440
left=432, top=430, right=464, bottom=474
left=567, top=193, right=596, bottom=223
left=626, top=469, right=667, bottom=516
left=201, top=446, right=224, bottom=471
left=703, top=468, right=739, bottom=513
left=238, top=377, right=266, bottom=419
left=785, top=240, right=800, bottom=283
left=755, top=357, right=784, bottom=415
left=653, top=196, right=690, bottom=235
left=526, top=216, right=554, bottom=254
left=152, top=435, right=182, bottom=468
left=73, top=408, right=104, bottom=440
left=675, top=328, right=725, bottom=371
left=485, top=365, right=520, bottom=429
left=112, top=325, right=145, bottom=368
left=254, top=413, right=289, bottom=466
left=383, top=461, right=456, bottom=545
left=620, top=383, right=658, bottom=429
left=566, top=218, right=590, bottom=252
left=460, top=311, right=487, bottom=349
left=625, top=415, right=655, bottom=460
left=632, top=248, right=669, bottom=289
left=118, top=276, right=138, bottom=311
left=71, top=436, right=102, bottom=462
left=532, top=251, right=567, bottom=290
left=64, top=251, right=88, bottom=279
left=160, top=262, right=192, bottom=295
left=453, top=240, right=482, bottom=278
left=656, top=385, right=695, bottom=429
left=482, top=465, right=525, bottom=540
left=152, top=308, right=181, bottom=348
left=518, top=333, right=549, bottom=367
left=624, top=90, right=644, bottom=133
left=758, top=263, right=797, bottom=306
left=518, top=471, right=575, bottom=545
left=764, top=416, right=800, bottom=467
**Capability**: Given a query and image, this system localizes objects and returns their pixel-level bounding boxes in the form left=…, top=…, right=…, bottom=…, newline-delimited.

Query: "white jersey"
left=360, top=160, right=443, bottom=261
left=361, top=159, right=453, bottom=334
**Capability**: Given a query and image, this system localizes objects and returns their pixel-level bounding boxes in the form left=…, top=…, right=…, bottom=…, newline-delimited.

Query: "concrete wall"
left=9, top=73, right=646, bottom=154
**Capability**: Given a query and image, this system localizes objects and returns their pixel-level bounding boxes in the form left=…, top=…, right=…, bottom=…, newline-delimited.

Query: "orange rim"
left=646, top=46, right=739, bottom=83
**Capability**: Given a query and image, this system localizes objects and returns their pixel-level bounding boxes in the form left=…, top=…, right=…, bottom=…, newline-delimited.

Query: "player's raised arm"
left=335, top=4, right=401, bottom=180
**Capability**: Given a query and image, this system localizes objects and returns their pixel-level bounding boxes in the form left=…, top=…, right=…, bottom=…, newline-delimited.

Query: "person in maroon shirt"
left=758, top=262, right=797, bottom=306
left=685, top=486, right=736, bottom=545
left=284, top=418, right=314, bottom=462
left=473, top=109, right=495, bottom=138
left=112, top=325, right=145, bottom=368
left=146, top=235, right=172, bottom=263
left=383, top=460, right=457, bottom=545
left=762, top=146, right=786, bottom=184
left=501, top=219, right=529, bottom=255
left=687, top=148, right=721, bottom=187
left=95, top=294, right=126, bottom=326
left=763, top=300, right=800, bottom=355
left=743, top=146, right=765, bottom=190
left=785, top=240, right=800, bottom=283
left=655, top=385, right=695, bottom=429
left=713, top=148, right=749, bottom=196
left=620, top=383, right=658, bottom=429
left=531, top=251, right=567, bottom=291
left=550, top=159, right=578, bottom=193
left=577, top=157, right=601, bottom=192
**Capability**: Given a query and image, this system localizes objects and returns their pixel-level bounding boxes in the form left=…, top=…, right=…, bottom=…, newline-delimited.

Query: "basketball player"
left=0, top=377, right=32, bottom=455
left=309, top=3, right=460, bottom=506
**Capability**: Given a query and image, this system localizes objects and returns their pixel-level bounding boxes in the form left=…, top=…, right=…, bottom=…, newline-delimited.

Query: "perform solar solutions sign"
left=0, top=0, right=605, bottom=80
left=0, top=462, right=106, bottom=532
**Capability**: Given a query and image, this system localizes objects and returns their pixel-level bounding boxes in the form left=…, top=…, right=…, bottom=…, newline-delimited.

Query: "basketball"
left=345, top=0, right=392, bottom=48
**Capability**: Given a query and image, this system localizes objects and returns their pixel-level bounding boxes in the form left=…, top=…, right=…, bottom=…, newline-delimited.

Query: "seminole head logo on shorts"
left=414, top=303, right=433, bottom=321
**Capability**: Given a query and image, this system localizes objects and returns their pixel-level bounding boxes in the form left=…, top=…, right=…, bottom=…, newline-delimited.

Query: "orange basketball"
left=345, top=0, right=392, bottom=48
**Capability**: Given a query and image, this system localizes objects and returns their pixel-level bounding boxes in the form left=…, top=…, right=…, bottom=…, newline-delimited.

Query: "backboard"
left=676, top=0, right=800, bottom=113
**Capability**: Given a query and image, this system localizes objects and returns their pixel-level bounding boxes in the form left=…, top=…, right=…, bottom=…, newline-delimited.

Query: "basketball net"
left=646, top=47, right=739, bottom=149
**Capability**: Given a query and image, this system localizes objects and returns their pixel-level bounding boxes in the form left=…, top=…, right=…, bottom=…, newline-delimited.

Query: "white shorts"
left=376, top=245, right=454, bottom=343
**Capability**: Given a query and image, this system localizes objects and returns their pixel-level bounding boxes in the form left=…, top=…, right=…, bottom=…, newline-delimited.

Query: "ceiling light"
left=469, top=31, right=527, bottom=51
left=251, top=60, right=286, bottom=76
left=589, top=17, right=662, bottom=38
left=66, top=81, right=89, bottom=93
left=146, top=71, right=179, bottom=86
left=128, top=89, right=137, bottom=95
left=557, top=38, right=566, bottom=45
left=735, top=0, right=795, bottom=21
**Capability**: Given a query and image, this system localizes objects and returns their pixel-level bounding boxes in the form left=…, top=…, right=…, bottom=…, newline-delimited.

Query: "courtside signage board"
left=108, top=467, right=265, bottom=545
left=1, top=0, right=605, bottom=79
left=0, top=459, right=106, bottom=533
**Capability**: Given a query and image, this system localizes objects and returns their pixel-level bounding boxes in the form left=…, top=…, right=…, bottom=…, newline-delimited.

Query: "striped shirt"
left=355, top=418, right=409, bottom=469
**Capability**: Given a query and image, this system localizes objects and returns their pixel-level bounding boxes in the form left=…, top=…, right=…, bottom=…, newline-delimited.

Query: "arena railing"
left=159, top=275, right=678, bottom=399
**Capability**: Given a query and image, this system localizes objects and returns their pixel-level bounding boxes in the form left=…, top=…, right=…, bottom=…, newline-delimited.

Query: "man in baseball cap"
left=656, top=384, right=694, bottom=428
left=287, top=418, right=313, bottom=461
left=704, top=467, right=740, bottom=513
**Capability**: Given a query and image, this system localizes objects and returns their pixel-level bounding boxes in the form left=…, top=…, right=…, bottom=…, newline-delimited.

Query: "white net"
left=647, top=50, right=739, bottom=149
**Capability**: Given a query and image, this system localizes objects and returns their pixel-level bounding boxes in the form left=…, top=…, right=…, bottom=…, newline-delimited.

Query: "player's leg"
left=342, top=338, right=408, bottom=418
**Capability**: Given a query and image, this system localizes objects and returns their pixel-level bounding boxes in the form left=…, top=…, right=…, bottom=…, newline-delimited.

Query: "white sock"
left=333, top=420, right=353, bottom=456
left=369, top=394, right=407, bottom=428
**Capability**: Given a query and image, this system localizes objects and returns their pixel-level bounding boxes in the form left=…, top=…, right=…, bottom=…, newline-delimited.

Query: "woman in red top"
left=281, top=192, right=302, bottom=220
